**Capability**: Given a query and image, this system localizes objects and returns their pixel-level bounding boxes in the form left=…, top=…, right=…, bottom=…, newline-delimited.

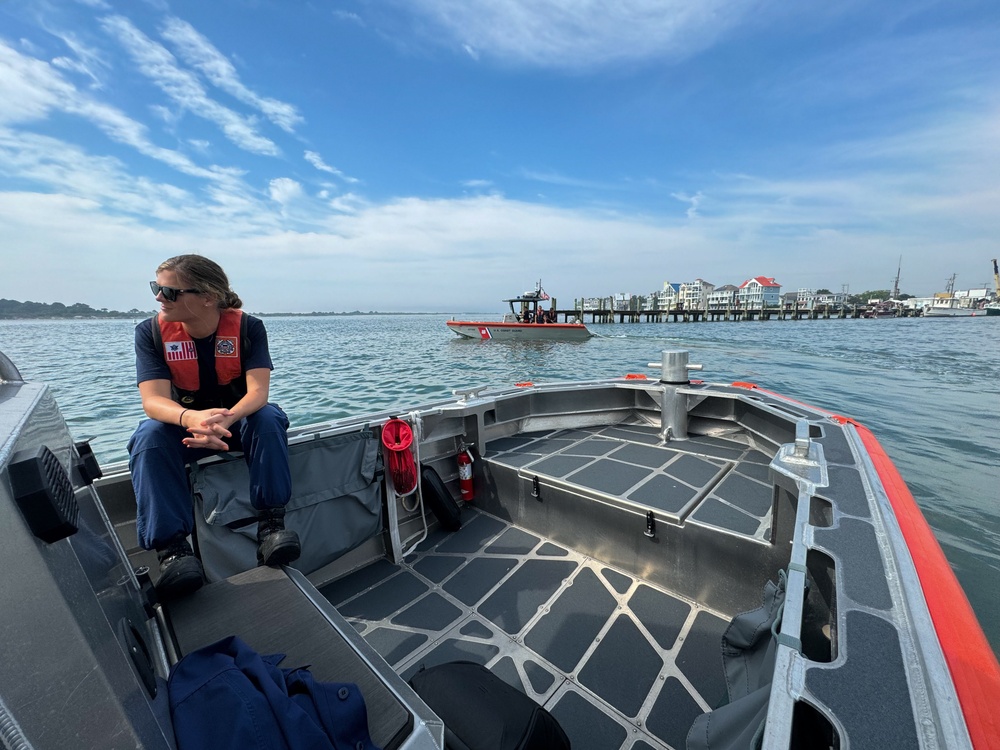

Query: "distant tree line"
left=849, top=290, right=914, bottom=303
left=0, top=299, right=151, bottom=320
left=0, top=299, right=413, bottom=319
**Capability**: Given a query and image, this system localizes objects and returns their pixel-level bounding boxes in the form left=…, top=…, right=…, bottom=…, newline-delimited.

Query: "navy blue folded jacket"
left=168, top=635, right=381, bottom=750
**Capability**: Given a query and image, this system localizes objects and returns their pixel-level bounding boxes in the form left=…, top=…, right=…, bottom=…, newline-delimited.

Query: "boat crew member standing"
left=128, top=254, right=300, bottom=598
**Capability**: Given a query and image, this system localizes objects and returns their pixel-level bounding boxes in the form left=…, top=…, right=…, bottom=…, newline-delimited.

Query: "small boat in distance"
left=447, top=280, right=592, bottom=340
left=922, top=274, right=982, bottom=317
left=922, top=297, right=981, bottom=318
left=862, top=301, right=899, bottom=318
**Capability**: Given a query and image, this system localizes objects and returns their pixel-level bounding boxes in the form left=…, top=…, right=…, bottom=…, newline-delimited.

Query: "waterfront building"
left=796, top=288, right=817, bottom=308
left=788, top=289, right=845, bottom=310
left=903, top=297, right=931, bottom=312
left=635, top=294, right=656, bottom=312
left=679, top=279, right=715, bottom=310
left=613, top=292, right=632, bottom=311
left=707, top=284, right=740, bottom=309
left=651, top=282, right=681, bottom=310
left=815, top=291, right=847, bottom=307
left=738, top=277, right=782, bottom=308
left=955, top=288, right=991, bottom=307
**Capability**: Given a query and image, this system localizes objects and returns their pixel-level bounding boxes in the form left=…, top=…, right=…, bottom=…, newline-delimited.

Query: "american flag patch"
left=165, top=341, right=197, bottom=361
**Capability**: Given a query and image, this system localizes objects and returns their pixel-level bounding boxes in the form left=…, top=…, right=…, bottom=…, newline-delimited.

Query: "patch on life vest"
left=215, top=337, right=238, bottom=357
left=165, top=340, right=197, bottom=361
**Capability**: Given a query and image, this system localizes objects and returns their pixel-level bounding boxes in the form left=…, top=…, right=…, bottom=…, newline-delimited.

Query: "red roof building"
left=737, top=277, right=782, bottom=307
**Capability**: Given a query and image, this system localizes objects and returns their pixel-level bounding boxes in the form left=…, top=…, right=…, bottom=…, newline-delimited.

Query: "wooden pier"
left=550, top=305, right=917, bottom=324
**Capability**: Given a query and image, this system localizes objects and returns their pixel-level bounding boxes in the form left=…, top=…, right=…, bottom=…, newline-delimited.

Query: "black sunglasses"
left=150, top=281, right=202, bottom=302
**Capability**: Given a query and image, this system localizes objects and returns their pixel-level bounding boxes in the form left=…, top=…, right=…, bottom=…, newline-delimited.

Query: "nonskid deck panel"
left=320, top=509, right=730, bottom=750
left=485, top=425, right=775, bottom=542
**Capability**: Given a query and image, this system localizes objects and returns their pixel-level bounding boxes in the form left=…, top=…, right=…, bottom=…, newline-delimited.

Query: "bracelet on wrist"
left=179, top=409, right=189, bottom=427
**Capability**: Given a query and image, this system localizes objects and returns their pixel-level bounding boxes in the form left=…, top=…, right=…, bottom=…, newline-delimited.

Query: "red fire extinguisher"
left=457, top=446, right=474, bottom=502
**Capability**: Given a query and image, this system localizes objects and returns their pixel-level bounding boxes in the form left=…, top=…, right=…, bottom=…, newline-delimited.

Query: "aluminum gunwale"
left=846, top=419, right=999, bottom=750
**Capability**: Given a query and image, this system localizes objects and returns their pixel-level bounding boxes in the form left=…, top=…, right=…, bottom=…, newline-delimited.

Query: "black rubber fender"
left=421, top=465, right=462, bottom=531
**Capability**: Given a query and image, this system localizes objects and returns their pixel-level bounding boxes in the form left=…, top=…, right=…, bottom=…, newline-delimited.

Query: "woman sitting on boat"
left=128, top=254, right=300, bottom=599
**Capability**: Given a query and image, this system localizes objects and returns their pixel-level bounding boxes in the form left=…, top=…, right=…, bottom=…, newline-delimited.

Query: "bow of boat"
left=1, top=347, right=997, bottom=749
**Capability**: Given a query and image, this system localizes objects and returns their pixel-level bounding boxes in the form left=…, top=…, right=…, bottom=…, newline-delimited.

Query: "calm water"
left=2, top=314, right=999, bottom=654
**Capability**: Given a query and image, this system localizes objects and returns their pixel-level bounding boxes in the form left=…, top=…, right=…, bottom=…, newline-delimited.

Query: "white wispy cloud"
left=769, top=25, right=1000, bottom=111
left=671, top=191, right=703, bottom=219
left=0, top=125, right=286, bottom=234
left=400, top=0, right=764, bottom=68
left=717, top=104, right=1000, bottom=236
left=99, top=15, right=281, bottom=156
left=0, top=41, right=226, bottom=181
left=328, top=192, right=366, bottom=214
left=75, top=0, right=112, bottom=10
left=160, top=17, right=304, bottom=133
left=269, top=177, right=304, bottom=205
left=17, top=37, right=43, bottom=56
left=0, top=40, right=75, bottom=125
left=332, top=10, right=365, bottom=26
left=47, top=29, right=108, bottom=87
left=69, top=100, right=226, bottom=179
left=0, top=128, right=192, bottom=223
left=520, top=168, right=621, bottom=191
left=304, top=150, right=359, bottom=182
left=51, top=55, right=100, bottom=83
left=0, top=158, right=993, bottom=314
left=3, top=2, right=998, bottom=313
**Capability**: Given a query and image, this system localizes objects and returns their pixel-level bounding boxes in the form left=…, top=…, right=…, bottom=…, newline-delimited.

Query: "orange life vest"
left=157, top=309, right=244, bottom=403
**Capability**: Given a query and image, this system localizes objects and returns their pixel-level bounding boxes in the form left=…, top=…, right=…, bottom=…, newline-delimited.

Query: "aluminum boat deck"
left=5, top=342, right=998, bottom=749
left=320, top=424, right=777, bottom=750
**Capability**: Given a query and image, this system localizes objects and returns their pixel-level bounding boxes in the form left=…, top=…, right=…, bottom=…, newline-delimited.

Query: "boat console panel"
left=0, top=383, right=175, bottom=749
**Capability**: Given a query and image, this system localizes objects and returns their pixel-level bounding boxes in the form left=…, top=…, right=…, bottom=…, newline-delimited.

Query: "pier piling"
left=559, top=304, right=911, bottom=323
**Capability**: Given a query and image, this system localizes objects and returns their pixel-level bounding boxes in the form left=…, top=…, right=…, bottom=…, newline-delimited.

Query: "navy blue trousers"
left=128, top=403, right=292, bottom=551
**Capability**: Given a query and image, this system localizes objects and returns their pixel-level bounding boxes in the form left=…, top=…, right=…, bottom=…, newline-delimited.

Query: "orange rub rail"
left=733, top=381, right=1000, bottom=747
left=841, top=416, right=1000, bottom=750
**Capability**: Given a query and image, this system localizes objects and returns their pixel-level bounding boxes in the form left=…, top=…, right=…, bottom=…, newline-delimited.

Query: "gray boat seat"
left=189, top=428, right=384, bottom=581
left=166, top=565, right=414, bottom=750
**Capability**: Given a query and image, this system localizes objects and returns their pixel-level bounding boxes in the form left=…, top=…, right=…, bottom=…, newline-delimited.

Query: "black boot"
left=256, top=507, right=301, bottom=567
left=155, top=535, right=204, bottom=599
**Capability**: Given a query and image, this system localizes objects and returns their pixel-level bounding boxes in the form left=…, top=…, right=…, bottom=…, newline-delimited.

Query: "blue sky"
left=2, top=0, right=999, bottom=313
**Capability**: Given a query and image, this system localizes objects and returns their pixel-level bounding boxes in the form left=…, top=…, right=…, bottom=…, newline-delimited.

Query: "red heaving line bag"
left=381, top=419, right=417, bottom=495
